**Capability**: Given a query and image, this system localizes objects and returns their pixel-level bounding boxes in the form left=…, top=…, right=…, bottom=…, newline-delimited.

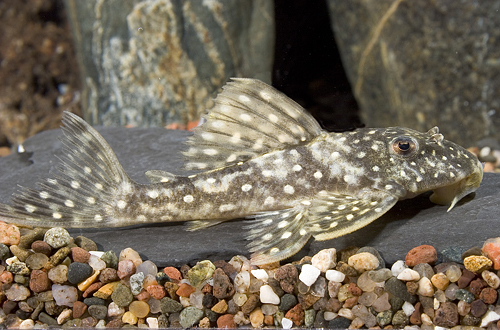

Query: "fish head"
left=362, top=126, right=483, bottom=211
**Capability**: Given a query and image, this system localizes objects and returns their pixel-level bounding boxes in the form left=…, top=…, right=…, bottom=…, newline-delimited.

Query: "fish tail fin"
left=0, top=111, right=133, bottom=228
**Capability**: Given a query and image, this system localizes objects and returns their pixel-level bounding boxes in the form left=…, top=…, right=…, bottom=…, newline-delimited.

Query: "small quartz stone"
left=348, top=252, right=379, bottom=272
left=5, top=283, right=31, bottom=301
left=391, top=260, right=406, bottom=277
left=119, top=247, right=142, bottom=267
left=358, top=291, right=377, bottom=306
left=88, top=254, right=106, bottom=271
left=299, top=264, right=321, bottom=286
left=397, top=268, right=420, bottom=281
left=325, top=269, right=345, bottom=282
left=136, top=260, right=158, bottom=276
left=260, top=284, right=280, bottom=304
left=234, top=270, right=251, bottom=292
left=44, top=227, right=71, bottom=248
left=25, top=253, right=49, bottom=270
left=417, top=277, right=434, bottom=297
left=480, top=310, right=500, bottom=327
left=431, top=273, right=450, bottom=290
left=117, top=259, right=136, bottom=279
left=52, top=284, right=78, bottom=307
left=122, top=311, right=138, bottom=325
left=481, top=269, right=500, bottom=288
left=311, top=248, right=337, bottom=272
left=251, top=269, right=269, bottom=281
left=129, top=300, right=150, bottom=318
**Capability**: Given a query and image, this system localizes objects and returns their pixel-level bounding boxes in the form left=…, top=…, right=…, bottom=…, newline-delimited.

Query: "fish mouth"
left=429, top=159, right=483, bottom=211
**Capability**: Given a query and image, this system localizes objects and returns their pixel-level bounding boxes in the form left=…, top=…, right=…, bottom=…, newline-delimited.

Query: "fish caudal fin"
left=0, top=111, right=132, bottom=228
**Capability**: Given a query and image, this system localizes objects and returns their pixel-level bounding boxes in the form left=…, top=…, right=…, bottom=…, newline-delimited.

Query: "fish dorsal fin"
left=144, top=170, right=179, bottom=183
left=183, top=78, right=323, bottom=170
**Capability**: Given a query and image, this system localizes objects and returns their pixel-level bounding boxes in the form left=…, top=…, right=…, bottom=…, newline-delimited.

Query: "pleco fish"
left=0, top=79, right=483, bottom=265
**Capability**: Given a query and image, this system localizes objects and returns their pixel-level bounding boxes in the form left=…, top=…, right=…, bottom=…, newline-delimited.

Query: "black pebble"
left=67, top=262, right=93, bottom=284
left=328, top=316, right=351, bottom=329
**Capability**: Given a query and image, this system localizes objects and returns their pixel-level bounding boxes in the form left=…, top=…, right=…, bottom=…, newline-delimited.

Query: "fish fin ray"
left=145, top=170, right=178, bottom=183
left=185, top=220, right=226, bottom=231
left=244, top=205, right=312, bottom=265
left=307, top=190, right=399, bottom=241
left=184, top=78, right=323, bottom=170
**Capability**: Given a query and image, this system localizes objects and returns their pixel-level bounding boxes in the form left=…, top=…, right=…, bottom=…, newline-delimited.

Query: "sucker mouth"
left=429, top=159, right=484, bottom=211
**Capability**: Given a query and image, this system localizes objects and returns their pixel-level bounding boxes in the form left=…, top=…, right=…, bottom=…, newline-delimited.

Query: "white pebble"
left=299, top=264, right=321, bottom=286
left=482, top=270, right=500, bottom=289
left=348, top=252, right=379, bottom=272
left=421, top=313, right=433, bottom=326
left=52, top=284, right=78, bottom=307
left=338, top=307, right=354, bottom=320
left=146, top=317, right=158, bottom=328
left=417, top=277, right=434, bottom=297
left=89, top=251, right=105, bottom=258
left=402, top=301, right=415, bottom=316
left=136, top=260, right=158, bottom=277
left=326, top=269, right=346, bottom=283
left=57, top=309, right=72, bottom=324
left=391, top=260, right=407, bottom=276
left=5, top=256, right=19, bottom=266
left=251, top=269, right=269, bottom=282
left=311, top=248, right=337, bottom=272
left=234, top=270, right=251, bottom=292
left=260, top=285, right=280, bottom=304
left=481, top=310, right=500, bottom=327
left=19, top=319, right=35, bottom=329
left=88, top=254, right=106, bottom=271
left=323, top=311, right=338, bottom=321
left=397, top=268, right=420, bottom=281
left=281, top=317, right=293, bottom=329
left=107, top=302, right=125, bottom=317
left=96, top=320, right=106, bottom=328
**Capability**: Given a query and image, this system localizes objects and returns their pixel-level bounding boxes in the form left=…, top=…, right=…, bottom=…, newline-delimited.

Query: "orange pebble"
left=176, top=283, right=196, bottom=297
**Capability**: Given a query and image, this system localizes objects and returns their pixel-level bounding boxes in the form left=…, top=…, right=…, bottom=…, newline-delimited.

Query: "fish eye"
left=391, top=136, right=417, bottom=156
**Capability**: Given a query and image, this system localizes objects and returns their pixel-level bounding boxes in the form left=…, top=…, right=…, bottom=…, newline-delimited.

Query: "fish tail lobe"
left=0, top=111, right=132, bottom=228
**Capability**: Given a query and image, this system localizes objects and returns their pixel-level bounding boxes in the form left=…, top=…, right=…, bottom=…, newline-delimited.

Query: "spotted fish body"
left=0, top=79, right=483, bottom=264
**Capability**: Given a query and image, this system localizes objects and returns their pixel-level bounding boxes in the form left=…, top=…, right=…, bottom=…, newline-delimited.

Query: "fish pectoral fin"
left=307, top=190, right=399, bottom=241
left=183, top=78, right=323, bottom=171
left=145, top=170, right=178, bottom=183
left=244, top=204, right=312, bottom=266
left=185, top=220, right=226, bottom=231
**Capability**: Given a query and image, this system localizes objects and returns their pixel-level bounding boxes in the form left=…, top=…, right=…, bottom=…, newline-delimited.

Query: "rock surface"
left=327, top=0, right=500, bottom=146
left=64, top=0, right=274, bottom=127
left=0, top=126, right=499, bottom=266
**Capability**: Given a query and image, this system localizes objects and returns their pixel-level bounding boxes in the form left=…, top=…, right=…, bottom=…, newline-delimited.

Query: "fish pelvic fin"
left=245, top=189, right=400, bottom=265
left=0, top=111, right=133, bottom=228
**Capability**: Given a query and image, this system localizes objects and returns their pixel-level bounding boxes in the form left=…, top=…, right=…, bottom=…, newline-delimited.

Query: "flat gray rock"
left=0, top=126, right=498, bottom=267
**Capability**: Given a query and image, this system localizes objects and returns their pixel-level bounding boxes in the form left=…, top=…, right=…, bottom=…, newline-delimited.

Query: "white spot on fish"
left=230, top=133, right=241, bottom=143
left=207, top=178, right=216, bottom=184
left=117, top=200, right=127, bottom=209
left=289, top=149, right=299, bottom=156
left=370, top=201, right=378, bottom=206
left=338, top=205, right=346, bottom=210
left=95, top=214, right=103, bottom=221
left=264, top=196, right=275, bottom=205
left=270, top=247, right=280, bottom=255
left=71, top=181, right=80, bottom=189
left=385, top=184, right=393, bottom=190
left=64, top=200, right=74, bottom=208
left=278, top=220, right=288, bottom=228
left=329, top=221, right=338, bottom=228
left=203, top=148, right=218, bottom=156
left=40, top=191, right=50, bottom=199
left=87, top=197, right=96, bottom=204
left=239, top=95, right=251, bottom=103
left=372, top=166, right=380, bottom=172
left=226, top=154, right=238, bottom=162
left=269, top=114, right=279, bottom=123
left=219, top=204, right=236, bottom=212
left=263, top=233, right=273, bottom=240
left=262, top=170, right=273, bottom=177
left=314, top=171, right=323, bottom=179
left=25, top=205, right=36, bottom=213
left=281, top=232, right=292, bottom=239
left=375, top=208, right=383, bottom=212
left=450, top=172, right=455, bottom=178
left=95, top=183, right=103, bottom=190
left=293, top=165, right=302, bottom=172
left=137, top=215, right=147, bottom=222
left=241, top=184, right=252, bottom=192
left=259, top=91, right=271, bottom=101
left=300, top=228, right=307, bottom=235
left=84, top=166, right=92, bottom=174
left=263, top=219, right=273, bottom=225
left=183, top=195, right=194, bottom=203
left=331, top=151, right=340, bottom=159
left=352, top=206, right=360, bottom=211
left=346, top=214, right=354, bottom=220
left=201, top=132, right=215, bottom=140
left=284, top=185, right=295, bottom=194
left=53, top=212, right=62, bottom=219
left=343, top=174, right=358, bottom=185
left=371, top=144, right=379, bottom=151
left=147, top=190, right=159, bottom=199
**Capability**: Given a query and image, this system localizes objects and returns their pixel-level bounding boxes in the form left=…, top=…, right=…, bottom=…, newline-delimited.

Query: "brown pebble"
left=29, top=269, right=51, bottom=293
left=297, top=292, right=320, bottom=309
left=164, top=282, right=179, bottom=299
left=81, top=316, right=98, bottom=327
left=180, top=264, right=190, bottom=278
left=47, top=246, right=71, bottom=269
left=135, top=289, right=151, bottom=301
left=405, top=245, right=437, bottom=267
left=264, top=314, right=274, bottom=326
left=336, top=261, right=358, bottom=277
left=347, top=282, right=362, bottom=296
left=213, top=260, right=237, bottom=277
left=99, top=268, right=119, bottom=283
left=217, top=314, right=236, bottom=328
left=74, top=236, right=97, bottom=251
left=212, top=299, right=228, bottom=314
left=285, top=303, right=304, bottom=326
left=71, top=247, right=90, bottom=263
left=410, top=302, right=422, bottom=325
left=434, top=301, right=459, bottom=327
left=406, top=281, right=419, bottom=295
left=31, top=241, right=52, bottom=256
left=213, top=268, right=235, bottom=299
left=147, top=284, right=166, bottom=300
left=458, top=269, right=476, bottom=288
left=241, top=294, right=260, bottom=314
left=106, top=316, right=124, bottom=328
left=72, top=301, right=87, bottom=318
left=163, top=267, right=182, bottom=283
left=343, top=296, right=358, bottom=308
left=201, top=283, right=212, bottom=294
left=480, top=287, right=498, bottom=304
left=325, top=298, right=341, bottom=313
left=83, top=282, right=103, bottom=298
left=117, top=259, right=136, bottom=279
left=0, top=271, right=13, bottom=284
left=274, top=264, right=298, bottom=294
left=176, top=283, right=195, bottom=297
left=470, top=299, right=488, bottom=317
left=469, top=278, right=488, bottom=295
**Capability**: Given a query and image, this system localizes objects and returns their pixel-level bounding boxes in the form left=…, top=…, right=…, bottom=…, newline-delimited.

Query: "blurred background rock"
left=1, top=0, right=499, bottom=167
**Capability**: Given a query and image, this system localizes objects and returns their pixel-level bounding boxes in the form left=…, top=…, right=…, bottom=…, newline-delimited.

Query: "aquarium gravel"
left=1, top=222, right=500, bottom=329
